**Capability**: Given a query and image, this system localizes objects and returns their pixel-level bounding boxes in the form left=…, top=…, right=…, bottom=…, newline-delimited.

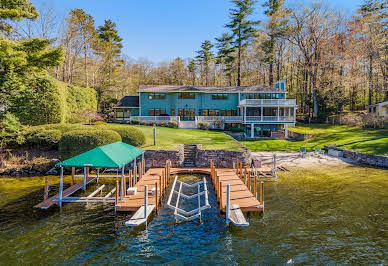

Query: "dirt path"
left=251, top=152, right=354, bottom=168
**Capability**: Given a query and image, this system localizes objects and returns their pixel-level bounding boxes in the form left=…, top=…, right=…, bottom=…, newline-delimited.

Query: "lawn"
left=130, top=125, right=243, bottom=151
left=242, top=124, right=388, bottom=155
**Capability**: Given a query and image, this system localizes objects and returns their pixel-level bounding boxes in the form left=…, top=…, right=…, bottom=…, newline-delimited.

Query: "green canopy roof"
left=56, top=142, right=145, bottom=168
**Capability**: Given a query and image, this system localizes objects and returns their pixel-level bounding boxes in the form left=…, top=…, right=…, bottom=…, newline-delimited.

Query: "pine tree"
left=215, top=33, right=236, bottom=86
left=226, top=0, right=259, bottom=86
left=187, top=59, right=196, bottom=85
left=261, top=0, right=290, bottom=86
left=67, top=9, right=95, bottom=88
left=0, top=0, right=39, bottom=34
left=195, top=40, right=214, bottom=86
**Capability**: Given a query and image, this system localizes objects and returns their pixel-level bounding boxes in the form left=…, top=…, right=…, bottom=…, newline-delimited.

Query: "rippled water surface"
left=0, top=165, right=387, bottom=264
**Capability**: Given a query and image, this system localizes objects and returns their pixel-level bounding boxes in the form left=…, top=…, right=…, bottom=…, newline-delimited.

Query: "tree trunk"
left=269, top=62, right=273, bottom=86
left=237, top=44, right=241, bottom=86
left=368, top=53, right=373, bottom=106
left=84, top=43, right=88, bottom=88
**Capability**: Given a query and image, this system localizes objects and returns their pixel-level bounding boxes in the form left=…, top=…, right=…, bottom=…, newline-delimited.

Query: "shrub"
left=197, top=122, right=209, bottom=130
left=141, top=121, right=147, bottom=125
left=213, top=118, right=224, bottom=129
left=28, top=129, right=61, bottom=150
left=105, top=125, right=145, bottom=147
left=59, top=129, right=122, bottom=159
left=229, top=127, right=245, bottom=133
left=1, top=112, right=22, bottom=132
left=131, top=120, right=140, bottom=125
left=168, top=121, right=179, bottom=128
left=148, top=121, right=156, bottom=126
left=93, top=121, right=107, bottom=125
left=160, top=121, right=166, bottom=127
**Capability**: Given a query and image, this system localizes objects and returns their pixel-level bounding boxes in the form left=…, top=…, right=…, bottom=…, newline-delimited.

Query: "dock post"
left=97, top=168, right=100, bottom=184
left=248, top=171, right=251, bottom=191
left=239, top=163, right=243, bottom=179
left=58, top=167, right=63, bottom=208
left=120, top=167, right=125, bottom=200
left=115, top=180, right=119, bottom=204
left=83, top=167, right=86, bottom=190
left=44, top=176, right=49, bottom=200
left=130, top=170, right=133, bottom=187
left=260, top=181, right=264, bottom=205
left=155, top=181, right=158, bottom=213
left=236, top=159, right=239, bottom=174
left=86, top=167, right=89, bottom=178
left=71, top=167, right=75, bottom=186
left=254, top=172, right=257, bottom=197
left=134, top=165, right=137, bottom=183
left=220, top=182, right=223, bottom=211
left=226, top=184, right=230, bottom=224
left=144, top=185, right=148, bottom=218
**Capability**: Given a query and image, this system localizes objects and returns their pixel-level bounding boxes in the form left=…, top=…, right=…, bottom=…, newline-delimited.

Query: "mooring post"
left=58, top=167, right=63, bottom=208
left=226, top=184, right=230, bottom=224
left=115, top=180, right=119, bottom=204
left=254, top=173, right=257, bottom=197
left=260, top=181, right=264, bottom=205
left=83, top=167, right=86, bottom=190
left=71, top=167, right=75, bottom=186
left=144, top=185, right=148, bottom=218
left=220, top=182, right=223, bottom=211
left=155, top=181, right=158, bottom=213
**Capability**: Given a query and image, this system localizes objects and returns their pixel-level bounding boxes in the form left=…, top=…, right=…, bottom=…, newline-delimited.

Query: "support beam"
left=58, top=167, right=63, bottom=208
left=71, top=167, right=75, bottom=186
left=120, top=167, right=125, bottom=200
left=250, top=123, right=254, bottom=138
left=226, top=184, right=230, bottom=224
left=87, top=184, right=105, bottom=198
left=83, top=167, right=87, bottom=190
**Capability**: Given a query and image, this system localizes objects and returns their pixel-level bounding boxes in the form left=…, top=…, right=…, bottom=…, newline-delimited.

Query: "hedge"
left=59, top=129, right=122, bottom=159
left=104, top=125, right=146, bottom=147
left=10, top=76, right=97, bottom=126
left=27, top=129, right=62, bottom=150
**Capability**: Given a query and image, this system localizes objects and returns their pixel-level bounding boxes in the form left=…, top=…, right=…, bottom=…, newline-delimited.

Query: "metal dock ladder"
left=167, top=176, right=210, bottom=221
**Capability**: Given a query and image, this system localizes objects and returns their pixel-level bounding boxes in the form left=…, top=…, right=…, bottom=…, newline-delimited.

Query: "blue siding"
left=140, top=93, right=173, bottom=116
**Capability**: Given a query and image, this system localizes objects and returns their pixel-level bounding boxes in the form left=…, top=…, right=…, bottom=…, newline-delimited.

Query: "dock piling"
left=144, top=185, right=148, bottom=218
left=226, top=184, right=230, bottom=224
left=58, top=167, right=63, bottom=208
left=44, top=176, right=49, bottom=200
left=260, top=181, right=264, bottom=205
left=71, top=167, right=75, bottom=186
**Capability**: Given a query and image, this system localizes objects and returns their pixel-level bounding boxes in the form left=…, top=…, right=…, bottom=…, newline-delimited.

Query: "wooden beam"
left=71, top=167, right=75, bottom=186
left=87, top=184, right=105, bottom=198
left=260, top=181, right=264, bottom=205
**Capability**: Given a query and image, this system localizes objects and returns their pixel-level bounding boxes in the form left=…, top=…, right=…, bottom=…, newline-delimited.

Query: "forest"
left=0, top=0, right=387, bottom=123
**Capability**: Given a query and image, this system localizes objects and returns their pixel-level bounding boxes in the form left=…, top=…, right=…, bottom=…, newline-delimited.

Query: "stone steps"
left=183, top=144, right=197, bottom=167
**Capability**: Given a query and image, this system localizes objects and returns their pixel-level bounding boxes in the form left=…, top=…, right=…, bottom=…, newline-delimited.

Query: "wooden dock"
left=34, top=176, right=97, bottom=209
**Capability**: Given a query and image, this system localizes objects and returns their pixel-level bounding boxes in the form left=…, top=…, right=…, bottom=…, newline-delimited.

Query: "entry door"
left=178, top=109, right=195, bottom=121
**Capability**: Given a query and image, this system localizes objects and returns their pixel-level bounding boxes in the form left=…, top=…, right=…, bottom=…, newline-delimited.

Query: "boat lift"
left=167, top=176, right=210, bottom=222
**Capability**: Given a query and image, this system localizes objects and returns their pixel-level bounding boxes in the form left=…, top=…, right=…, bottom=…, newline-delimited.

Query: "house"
left=368, top=100, right=388, bottom=117
left=114, top=81, right=297, bottom=138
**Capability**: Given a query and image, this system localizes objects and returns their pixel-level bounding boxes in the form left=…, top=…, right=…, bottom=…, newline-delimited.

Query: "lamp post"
left=153, top=124, right=156, bottom=146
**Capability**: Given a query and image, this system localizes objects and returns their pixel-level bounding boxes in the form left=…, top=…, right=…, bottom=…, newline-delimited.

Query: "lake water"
left=0, top=165, right=387, bottom=264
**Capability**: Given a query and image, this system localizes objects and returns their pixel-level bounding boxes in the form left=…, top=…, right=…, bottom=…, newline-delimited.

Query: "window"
left=148, top=93, right=166, bottom=100
left=148, top=109, right=166, bottom=116
left=178, top=92, right=195, bottom=99
left=171, top=109, right=175, bottom=116
left=115, top=111, right=123, bottom=119
left=212, top=94, right=228, bottom=100
left=221, top=109, right=237, bottom=116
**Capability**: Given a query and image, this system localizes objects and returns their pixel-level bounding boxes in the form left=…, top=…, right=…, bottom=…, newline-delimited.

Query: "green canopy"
left=56, top=141, right=145, bottom=168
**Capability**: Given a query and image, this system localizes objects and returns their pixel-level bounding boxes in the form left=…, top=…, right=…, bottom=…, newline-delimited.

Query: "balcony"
left=195, top=115, right=295, bottom=124
left=239, top=99, right=297, bottom=106
left=123, top=116, right=180, bottom=122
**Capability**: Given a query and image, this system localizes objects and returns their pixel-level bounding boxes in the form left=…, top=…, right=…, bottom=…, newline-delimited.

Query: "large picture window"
left=211, top=94, right=228, bottom=100
left=148, top=109, right=166, bottom=116
left=148, top=93, right=166, bottom=100
left=178, top=92, right=195, bottom=99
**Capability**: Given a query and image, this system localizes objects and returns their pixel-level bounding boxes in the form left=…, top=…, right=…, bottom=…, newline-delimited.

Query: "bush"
left=229, top=127, right=246, bottom=133
left=1, top=112, right=22, bottom=132
left=131, top=120, right=140, bottom=125
left=160, top=121, right=166, bottom=127
left=27, top=129, right=61, bottom=150
left=94, top=121, right=107, bottom=125
left=148, top=121, right=156, bottom=126
left=197, top=122, right=209, bottom=130
left=141, top=121, right=147, bottom=125
left=59, top=129, right=122, bottom=159
left=104, top=125, right=145, bottom=147
left=168, top=121, right=179, bottom=128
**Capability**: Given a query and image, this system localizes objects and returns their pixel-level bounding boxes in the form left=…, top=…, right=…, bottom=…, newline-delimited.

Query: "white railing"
left=239, top=99, right=297, bottom=106
left=196, top=115, right=295, bottom=124
left=124, top=116, right=180, bottom=123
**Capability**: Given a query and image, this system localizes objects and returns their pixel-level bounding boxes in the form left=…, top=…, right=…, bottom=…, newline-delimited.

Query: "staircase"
left=183, top=144, right=197, bottom=167
left=179, top=121, right=197, bottom=129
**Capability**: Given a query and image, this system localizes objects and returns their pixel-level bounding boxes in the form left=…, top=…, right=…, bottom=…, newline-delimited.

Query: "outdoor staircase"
left=179, top=121, right=197, bottom=129
left=183, top=144, right=197, bottom=168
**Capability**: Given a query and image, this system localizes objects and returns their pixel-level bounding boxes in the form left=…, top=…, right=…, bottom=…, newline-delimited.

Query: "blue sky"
left=32, top=0, right=364, bottom=63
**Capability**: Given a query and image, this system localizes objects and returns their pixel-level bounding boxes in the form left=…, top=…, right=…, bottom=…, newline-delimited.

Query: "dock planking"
left=34, top=176, right=97, bottom=209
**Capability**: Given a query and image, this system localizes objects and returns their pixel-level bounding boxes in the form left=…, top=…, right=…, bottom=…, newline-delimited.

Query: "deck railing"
left=124, top=116, right=181, bottom=123
left=239, top=99, right=297, bottom=106
left=196, top=116, right=295, bottom=123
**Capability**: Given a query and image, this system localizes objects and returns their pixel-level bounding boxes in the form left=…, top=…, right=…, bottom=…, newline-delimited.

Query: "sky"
left=32, top=0, right=365, bottom=63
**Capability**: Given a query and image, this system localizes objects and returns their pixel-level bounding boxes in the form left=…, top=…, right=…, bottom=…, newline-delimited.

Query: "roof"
left=115, top=96, right=139, bottom=108
left=368, top=100, right=388, bottom=107
left=56, top=142, right=144, bottom=168
left=137, top=85, right=284, bottom=93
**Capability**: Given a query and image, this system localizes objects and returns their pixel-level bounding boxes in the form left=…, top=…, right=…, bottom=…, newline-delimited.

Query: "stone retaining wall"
left=324, top=145, right=388, bottom=168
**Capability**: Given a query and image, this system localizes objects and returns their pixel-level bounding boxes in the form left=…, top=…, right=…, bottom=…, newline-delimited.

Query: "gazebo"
left=54, top=141, right=145, bottom=207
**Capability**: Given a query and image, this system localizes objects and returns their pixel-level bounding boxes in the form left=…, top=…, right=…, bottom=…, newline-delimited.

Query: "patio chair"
left=314, top=147, right=323, bottom=155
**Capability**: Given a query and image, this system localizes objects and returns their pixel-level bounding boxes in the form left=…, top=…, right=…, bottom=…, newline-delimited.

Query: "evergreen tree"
left=67, top=9, right=95, bottom=88
left=261, top=0, right=290, bottom=86
left=0, top=0, right=39, bottom=34
left=187, top=59, right=196, bottom=85
left=94, top=19, right=123, bottom=97
left=226, top=0, right=259, bottom=86
left=215, top=33, right=236, bottom=86
left=195, top=40, right=214, bottom=86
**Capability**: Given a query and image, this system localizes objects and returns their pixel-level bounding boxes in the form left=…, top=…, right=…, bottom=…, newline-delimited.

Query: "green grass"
left=126, top=125, right=243, bottom=150
left=242, top=124, right=388, bottom=155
